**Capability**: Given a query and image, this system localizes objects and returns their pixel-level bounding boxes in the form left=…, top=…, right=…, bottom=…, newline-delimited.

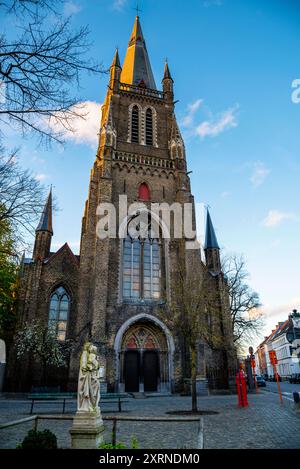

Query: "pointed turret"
left=204, top=209, right=221, bottom=274
left=163, top=61, right=173, bottom=81
left=36, top=188, right=53, bottom=234
left=170, top=114, right=185, bottom=160
left=100, top=101, right=117, bottom=149
left=162, top=61, right=174, bottom=102
left=204, top=210, right=219, bottom=250
left=111, top=48, right=121, bottom=69
left=120, top=16, right=156, bottom=89
left=19, top=250, right=25, bottom=277
left=33, top=188, right=53, bottom=260
left=109, top=48, right=122, bottom=94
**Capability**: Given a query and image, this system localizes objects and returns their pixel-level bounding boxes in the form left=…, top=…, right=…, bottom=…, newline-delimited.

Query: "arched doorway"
left=115, top=315, right=174, bottom=393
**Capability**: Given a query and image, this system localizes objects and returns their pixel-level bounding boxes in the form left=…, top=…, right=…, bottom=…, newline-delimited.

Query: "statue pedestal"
left=70, top=409, right=104, bottom=449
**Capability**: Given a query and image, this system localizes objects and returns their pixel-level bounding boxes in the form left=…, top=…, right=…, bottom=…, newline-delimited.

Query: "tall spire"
left=120, top=16, right=156, bottom=89
left=204, top=209, right=219, bottom=250
left=36, top=188, right=53, bottom=234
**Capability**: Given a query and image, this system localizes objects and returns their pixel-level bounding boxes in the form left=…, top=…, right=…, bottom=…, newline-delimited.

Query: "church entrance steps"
left=130, top=392, right=146, bottom=399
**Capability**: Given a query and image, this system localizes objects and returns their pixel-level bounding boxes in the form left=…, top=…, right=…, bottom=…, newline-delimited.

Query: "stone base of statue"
left=70, top=408, right=104, bottom=449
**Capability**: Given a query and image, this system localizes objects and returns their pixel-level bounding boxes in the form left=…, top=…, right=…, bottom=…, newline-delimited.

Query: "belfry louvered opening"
left=145, top=108, right=153, bottom=146
left=131, top=105, right=139, bottom=143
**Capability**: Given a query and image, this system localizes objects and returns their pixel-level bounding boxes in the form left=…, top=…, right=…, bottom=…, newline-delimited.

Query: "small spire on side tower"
left=33, top=188, right=53, bottom=261
left=162, top=60, right=174, bottom=102
left=109, top=48, right=122, bottom=94
left=111, top=48, right=121, bottom=70
left=163, top=61, right=173, bottom=81
left=204, top=209, right=221, bottom=274
left=204, top=209, right=219, bottom=250
left=36, top=187, right=53, bottom=234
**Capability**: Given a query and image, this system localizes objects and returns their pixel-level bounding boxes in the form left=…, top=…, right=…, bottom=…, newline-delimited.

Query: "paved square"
left=0, top=392, right=299, bottom=449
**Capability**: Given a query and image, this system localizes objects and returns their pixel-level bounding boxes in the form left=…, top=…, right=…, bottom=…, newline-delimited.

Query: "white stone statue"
left=77, top=342, right=101, bottom=413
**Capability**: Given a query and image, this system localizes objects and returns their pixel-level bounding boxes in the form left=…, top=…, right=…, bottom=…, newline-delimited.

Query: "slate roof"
left=120, top=16, right=156, bottom=90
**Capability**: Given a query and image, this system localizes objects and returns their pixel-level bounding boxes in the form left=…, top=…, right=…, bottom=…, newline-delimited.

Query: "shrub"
left=99, top=435, right=139, bottom=449
left=99, top=442, right=127, bottom=449
left=18, top=429, right=57, bottom=449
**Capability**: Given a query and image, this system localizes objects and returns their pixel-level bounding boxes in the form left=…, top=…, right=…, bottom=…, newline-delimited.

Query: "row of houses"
left=256, top=310, right=300, bottom=379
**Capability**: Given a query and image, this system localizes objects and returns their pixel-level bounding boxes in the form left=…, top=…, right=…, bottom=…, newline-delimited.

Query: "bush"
left=18, top=429, right=57, bottom=449
left=99, top=442, right=127, bottom=449
left=99, top=435, right=139, bottom=449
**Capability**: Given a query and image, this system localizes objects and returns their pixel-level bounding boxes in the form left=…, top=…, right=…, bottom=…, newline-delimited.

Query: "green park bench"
left=27, top=391, right=130, bottom=414
left=100, top=393, right=131, bottom=412
left=27, top=392, right=76, bottom=414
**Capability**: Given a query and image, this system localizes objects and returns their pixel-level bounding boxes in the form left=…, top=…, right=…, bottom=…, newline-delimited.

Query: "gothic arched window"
left=138, top=182, right=151, bottom=201
left=48, top=286, right=70, bottom=341
left=145, top=108, right=153, bottom=146
left=131, top=105, right=139, bottom=143
left=122, top=217, right=161, bottom=301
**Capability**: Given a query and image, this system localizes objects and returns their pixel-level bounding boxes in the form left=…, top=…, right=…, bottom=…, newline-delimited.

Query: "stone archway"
left=114, top=314, right=174, bottom=393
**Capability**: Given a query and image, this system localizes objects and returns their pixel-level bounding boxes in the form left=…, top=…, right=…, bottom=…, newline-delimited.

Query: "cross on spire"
left=134, top=2, right=142, bottom=16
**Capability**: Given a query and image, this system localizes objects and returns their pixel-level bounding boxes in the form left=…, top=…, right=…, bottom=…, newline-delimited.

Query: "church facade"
left=8, top=17, right=236, bottom=393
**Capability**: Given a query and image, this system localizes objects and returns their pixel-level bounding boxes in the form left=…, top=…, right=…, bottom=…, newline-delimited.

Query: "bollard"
left=293, top=392, right=300, bottom=410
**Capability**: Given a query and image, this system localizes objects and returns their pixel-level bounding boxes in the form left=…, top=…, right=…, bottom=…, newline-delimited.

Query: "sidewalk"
left=0, top=392, right=299, bottom=449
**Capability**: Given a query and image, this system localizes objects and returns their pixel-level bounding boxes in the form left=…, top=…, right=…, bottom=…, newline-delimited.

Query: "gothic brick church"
left=8, top=16, right=236, bottom=393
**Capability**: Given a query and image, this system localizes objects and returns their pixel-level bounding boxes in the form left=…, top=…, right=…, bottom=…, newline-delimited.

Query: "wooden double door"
left=124, top=350, right=159, bottom=392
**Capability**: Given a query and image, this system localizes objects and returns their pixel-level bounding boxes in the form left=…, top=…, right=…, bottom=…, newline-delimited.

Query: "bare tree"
left=0, top=1, right=59, bottom=15
left=222, top=254, right=264, bottom=348
left=0, top=146, right=46, bottom=249
left=167, top=250, right=225, bottom=412
left=0, top=0, right=103, bottom=145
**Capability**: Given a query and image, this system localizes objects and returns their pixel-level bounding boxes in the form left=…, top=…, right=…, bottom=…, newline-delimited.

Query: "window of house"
left=48, top=286, right=70, bottom=341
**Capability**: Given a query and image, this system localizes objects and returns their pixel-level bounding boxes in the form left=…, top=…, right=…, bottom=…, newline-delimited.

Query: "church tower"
left=69, top=16, right=235, bottom=393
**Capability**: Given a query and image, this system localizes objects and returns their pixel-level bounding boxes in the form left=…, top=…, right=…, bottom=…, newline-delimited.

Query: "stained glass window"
left=122, top=233, right=161, bottom=301
left=48, top=286, right=69, bottom=341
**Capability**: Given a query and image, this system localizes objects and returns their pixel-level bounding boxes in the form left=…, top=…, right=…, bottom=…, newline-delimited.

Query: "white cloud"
left=64, top=1, right=82, bottom=15
left=262, top=209, right=295, bottom=228
left=35, top=173, right=49, bottom=182
left=250, top=161, right=270, bottom=187
left=263, top=298, right=300, bottom=319
left=181, top=99, right=203, bottom=127
left=48, top=101, right=102, bottom=148
left=195, top=104, right=239, bottom=139
left=113, top=0, right=128, bottom=11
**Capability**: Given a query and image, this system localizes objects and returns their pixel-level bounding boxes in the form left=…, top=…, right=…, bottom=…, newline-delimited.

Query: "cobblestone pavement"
left=0, top=391, right=299, bottom=449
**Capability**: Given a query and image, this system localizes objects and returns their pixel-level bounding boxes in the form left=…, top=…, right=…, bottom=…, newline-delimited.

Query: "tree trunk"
left=190, top=344, right=198, bottom=412
left=42, top=358, right=47, bottom=386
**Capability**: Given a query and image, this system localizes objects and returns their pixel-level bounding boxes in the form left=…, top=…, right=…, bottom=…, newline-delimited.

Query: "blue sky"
left=2, top=0, right=300, bottom=348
